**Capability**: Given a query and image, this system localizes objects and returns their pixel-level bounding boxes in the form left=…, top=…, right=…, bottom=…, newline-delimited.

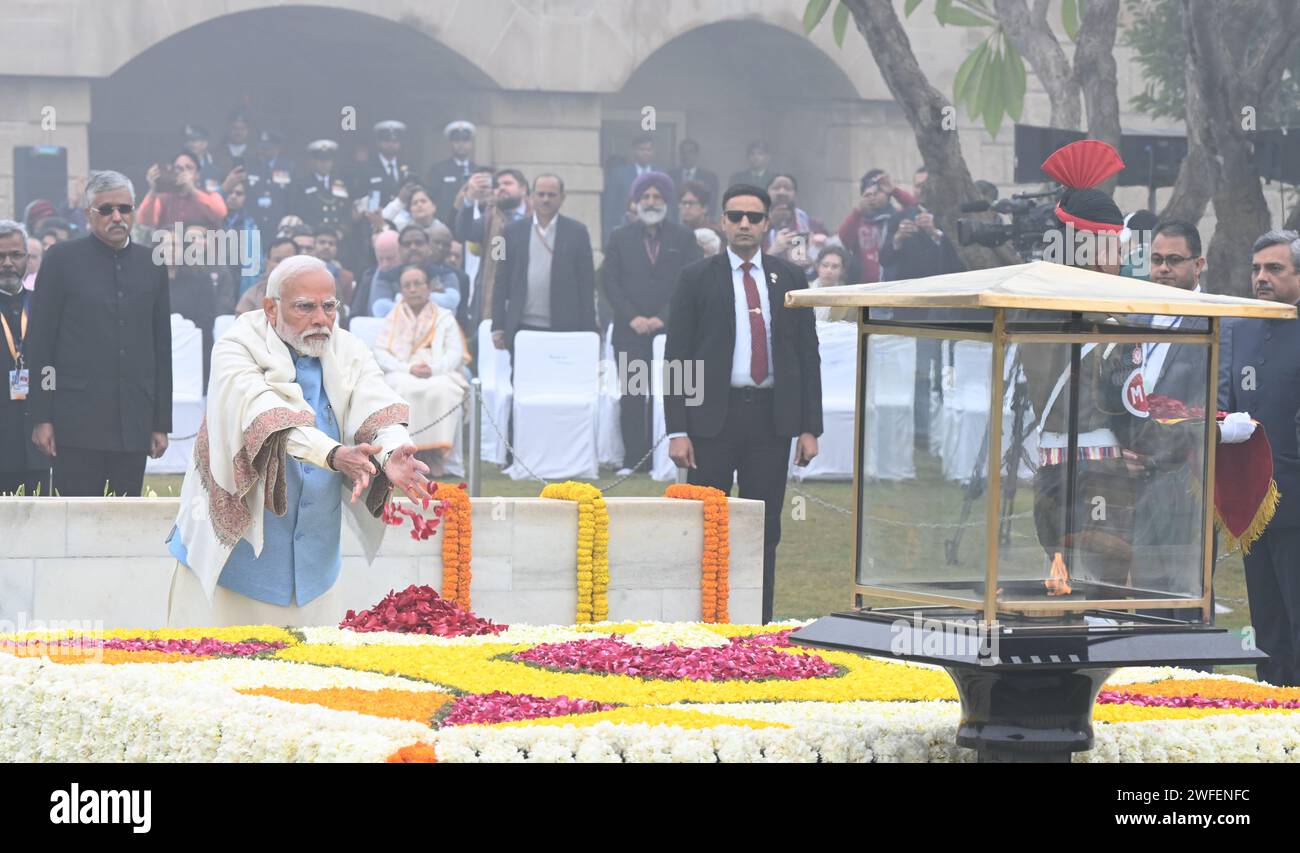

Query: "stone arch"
left=87, top=5, right=500, bottom=189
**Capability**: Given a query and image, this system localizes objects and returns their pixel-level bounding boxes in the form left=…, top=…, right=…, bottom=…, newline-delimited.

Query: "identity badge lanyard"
left=2, top=295, right=29, bottom=401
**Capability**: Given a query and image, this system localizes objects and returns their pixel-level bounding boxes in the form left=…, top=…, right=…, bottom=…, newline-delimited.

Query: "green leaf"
left=803, top=0, right=833, bottom=33
left=958, top=39, right=991, bottom=111
left=982, top=45, right=1005, bottom=137
left=971, top=40, right=998, bottom=121
left=1063, top=0, right=1081, bottom=41
left=904, top=0, right=925, bottom=16
left=941, top=6, right=996, bottom=26
left=952, top=40, right=987, bottom=108
left=1002, top=40, right=1027, bottom=122
left=832, top=1, right=851, bottom=47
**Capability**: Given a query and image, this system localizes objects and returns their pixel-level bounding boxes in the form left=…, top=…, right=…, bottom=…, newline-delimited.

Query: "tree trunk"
left=994, top=0, right=1082, bottom=130
left=1186, top=0, right=1300, bottom=296
left=1073, top=0, right=1123, bottom=196
left=1160, top=27, right=1216, bottom=226
left=841, top=0, right=1019, bottom=271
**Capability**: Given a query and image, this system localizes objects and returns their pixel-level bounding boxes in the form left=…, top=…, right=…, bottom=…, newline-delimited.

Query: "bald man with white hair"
left=165, top=254, right=431, bottom=626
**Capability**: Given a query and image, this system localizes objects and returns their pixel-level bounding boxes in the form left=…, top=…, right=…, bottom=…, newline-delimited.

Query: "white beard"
left=0, top=278, right=21, bottom=295
left=637, top=205, right=667, bottom=226
left=276, top=317, right=332, bottom=358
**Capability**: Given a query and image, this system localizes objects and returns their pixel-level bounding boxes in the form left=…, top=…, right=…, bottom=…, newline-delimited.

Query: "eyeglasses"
left=0, top=251, right=27, bottom=262
left=723, top=210, right=766, bottom=225
left=399, top=238, right=428, bottom=248
left=91, top=203, right=135, bottom=217
left=275, top=297, right=340, bottom=316
left=679, top=199, right=703, bottom=207
left=1149, top=254, right=1196, bottom=267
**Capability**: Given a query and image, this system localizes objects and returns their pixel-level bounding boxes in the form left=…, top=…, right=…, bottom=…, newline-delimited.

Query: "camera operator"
left=137, top=151, right=228, bottom=231
left=879, top=204, right=964, bottom=283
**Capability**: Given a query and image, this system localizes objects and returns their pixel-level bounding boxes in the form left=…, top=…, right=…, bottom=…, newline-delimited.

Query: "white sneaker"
left=616, top=468, right=634, bottom=477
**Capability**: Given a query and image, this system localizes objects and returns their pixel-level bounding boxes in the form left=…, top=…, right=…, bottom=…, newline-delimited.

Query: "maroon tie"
left=741, top=262, right=769, bottom=385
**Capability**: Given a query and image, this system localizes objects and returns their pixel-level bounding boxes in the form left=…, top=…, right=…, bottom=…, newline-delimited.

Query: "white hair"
left=266, top=253, right=329, bottom=300
left=82, top=170, right=135, bottom=207
left=0, top=219, right=27, bottom=242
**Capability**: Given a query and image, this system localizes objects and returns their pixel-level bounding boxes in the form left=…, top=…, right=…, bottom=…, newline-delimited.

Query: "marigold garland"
left=434, top=483, right=474, bottom=611
left=239, top=687, right=455, bottom=724
left=664, top=484, right=731, bottom=623
left=540, top=481, right=610, bottom=623
left=386, top=743, right=439, bottom=763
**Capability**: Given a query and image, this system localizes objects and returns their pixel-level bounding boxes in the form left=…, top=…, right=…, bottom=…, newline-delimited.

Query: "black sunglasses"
left=724, top=210, right=766, bottom=225
left=91, top=203, right=135, bottom=216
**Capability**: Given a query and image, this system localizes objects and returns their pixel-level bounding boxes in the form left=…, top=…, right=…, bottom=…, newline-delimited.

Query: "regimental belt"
left=1038, top=445, right=1122, bottom=467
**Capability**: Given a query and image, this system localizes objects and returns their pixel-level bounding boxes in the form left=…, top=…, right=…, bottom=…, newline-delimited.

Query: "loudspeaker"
left=1253, top=129, right=1300, bottom=185
left=1116, top=132, right=1187, bottom=188
left=1013, top=124, right=1085, bottom=184
left=13, top=145, right=67, bottom=221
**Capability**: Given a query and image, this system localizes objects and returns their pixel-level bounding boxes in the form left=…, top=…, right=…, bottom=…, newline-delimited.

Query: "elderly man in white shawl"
left=373, top=264, right=468, bottom=474
left=165, top=255, right=431, bottom=626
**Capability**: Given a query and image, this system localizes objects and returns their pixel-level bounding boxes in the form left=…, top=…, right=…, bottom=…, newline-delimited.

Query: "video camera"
left=956, top=189, right=1059, bottom=262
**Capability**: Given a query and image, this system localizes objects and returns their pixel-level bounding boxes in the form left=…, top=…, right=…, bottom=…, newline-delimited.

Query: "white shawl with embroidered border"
left=171, top=309, right=412, bottom=601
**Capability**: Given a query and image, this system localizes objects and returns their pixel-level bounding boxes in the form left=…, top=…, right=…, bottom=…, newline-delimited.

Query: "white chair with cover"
left=596, top=324, right=625, bottom=469
left=649, top=333, right=677, bottom=481
left=476, top=320, right=514, bottom=466
left=941, top=340, right=993, bottom=483
left=212, top=314, right=236, bottom=342
left=793, top=321, right=862, bottom=480
left=861, top=331, right=916, bottom=480
left=147, top=314, right=205, bottom=475
left=348, top=316, right=385, bottom=349
left=506, top=331, right=600, bottom=480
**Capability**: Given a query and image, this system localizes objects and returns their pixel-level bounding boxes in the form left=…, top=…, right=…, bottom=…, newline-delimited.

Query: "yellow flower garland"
left=664, top=484, right=730, bottom=623
left=540, top=482, right=610, bottom=623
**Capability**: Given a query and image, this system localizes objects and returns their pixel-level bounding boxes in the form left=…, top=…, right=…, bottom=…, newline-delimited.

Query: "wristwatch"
left=326, top=445, right=341, bottom=471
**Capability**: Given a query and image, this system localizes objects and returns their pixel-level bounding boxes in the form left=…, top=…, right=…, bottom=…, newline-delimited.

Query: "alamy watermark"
left=150, top=224, right=261, bottom=278
left=599, top=353, right=704, bottom=407
left=890, top=616, right=1001, bottom=665
left=0, top=614, right=105, bottom=662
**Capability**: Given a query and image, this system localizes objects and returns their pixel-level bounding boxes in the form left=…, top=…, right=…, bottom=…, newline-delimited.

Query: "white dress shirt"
left=1142, top=286, right=1199, bottom=394
left=666, top=249, right=777, bottom=441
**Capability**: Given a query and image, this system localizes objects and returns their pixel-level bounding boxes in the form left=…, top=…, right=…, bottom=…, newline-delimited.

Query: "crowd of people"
left=6, top=115, right=1300, bottom=648
left=7, top=113, right=970, bottom=483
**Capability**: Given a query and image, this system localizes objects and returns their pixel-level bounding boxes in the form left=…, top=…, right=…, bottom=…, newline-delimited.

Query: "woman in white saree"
left=372, top=265, right=468, bottom=473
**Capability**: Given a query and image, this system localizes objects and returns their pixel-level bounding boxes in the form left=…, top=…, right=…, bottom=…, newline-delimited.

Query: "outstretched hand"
left=383, top=444, right=433, bottom=501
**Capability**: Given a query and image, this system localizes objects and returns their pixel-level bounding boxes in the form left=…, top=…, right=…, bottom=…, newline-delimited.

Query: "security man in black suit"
left=0, top=221, right=46, bottom=494
left=1219, top=229, right=1300, bottom=685
left=426, top=121, right=480, bottom=228
left=665, top=184, right=822, bottom=624
left=26, top=171, right=172, bottom=497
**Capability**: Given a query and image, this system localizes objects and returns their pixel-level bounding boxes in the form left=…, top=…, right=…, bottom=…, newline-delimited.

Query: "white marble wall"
left=0, top=497, right=763, bottom=630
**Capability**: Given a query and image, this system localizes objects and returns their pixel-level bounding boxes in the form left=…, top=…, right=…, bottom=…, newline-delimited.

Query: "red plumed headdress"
left=1042, top=140, right=1126, bottom=234
left=1041, top=140, right=1125, bottom=189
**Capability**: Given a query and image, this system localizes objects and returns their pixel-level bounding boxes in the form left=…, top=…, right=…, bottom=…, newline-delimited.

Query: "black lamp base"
left=790, top=607, right=1266, bottom=763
